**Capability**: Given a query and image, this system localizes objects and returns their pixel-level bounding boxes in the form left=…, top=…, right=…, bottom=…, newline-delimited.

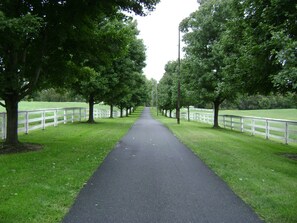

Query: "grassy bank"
left=0, top=108, right=142, bottom=223
left=153, top=111, right=297, bottom=223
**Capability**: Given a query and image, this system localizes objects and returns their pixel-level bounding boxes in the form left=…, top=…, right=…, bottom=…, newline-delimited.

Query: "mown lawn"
left=220, top=108, right=297, bottom=121
left=0, top=108, right=142, bottom=223
left=153, top=111, right=297, bottom=223
left=0, top=101, right=110, bottom=112
left=187, top=108, right=297, bottom=121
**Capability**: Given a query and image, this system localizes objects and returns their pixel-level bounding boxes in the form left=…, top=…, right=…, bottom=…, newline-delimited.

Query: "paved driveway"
left=63, top=108, right=262, bottom=223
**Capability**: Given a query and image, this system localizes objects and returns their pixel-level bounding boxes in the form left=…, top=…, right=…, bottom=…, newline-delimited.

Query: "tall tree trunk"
left=213, top=99, right=221, bottom=128
left=110, top=104, right=113, bottom=118
left=126, top=108, right=129, bottom=117
left=4, top=94, right=19, bottom=146
left=87, top=94, right=95, bottom=123
left=170, top=110, right=172, bottom=118
left=187, top=106, right=190, bottom=122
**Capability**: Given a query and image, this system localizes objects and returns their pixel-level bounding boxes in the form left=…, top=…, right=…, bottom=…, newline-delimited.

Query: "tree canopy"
left=158, top=0, right=296, bottom=127
left=0, top=0, right=160, bottom=146
left=180, top=0, right=239, bottom=127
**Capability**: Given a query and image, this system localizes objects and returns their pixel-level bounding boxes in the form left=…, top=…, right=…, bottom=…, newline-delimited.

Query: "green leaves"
left=270, top=31, right=297, bottom=92
left=182, top=0, right=236, bottom=104
left=234, top=0, right=297, bottom=94
left=0, top=0, right=160, bottom=145
left=0, top=12, right=43, bottom=44
left=180, top=0, right=296, bottom=104
left=67, top=15, right=147, bottom=112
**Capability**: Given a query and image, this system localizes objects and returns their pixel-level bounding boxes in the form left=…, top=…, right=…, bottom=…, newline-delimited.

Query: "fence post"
left=64, top=109, right=67, bottom=124
left=240, top=117, right=244, bottom=133
left=54, top=109, right=58, bottom=127
left=252, top=119, right=255, bottom=135
left=79, top=108, right=82, bottom=122
left=1, top=113, right=6, bottom=139
left=42, top=111, right=45, bottom=130
left=71, top=109, right=74, bottom=123
left=25, top=111, right=29, bottom=134
left=285, top=122, right=289, bottom=144
left=265, top=119, right=269, bottom=139
left=0, top=114, right=2, bottom=139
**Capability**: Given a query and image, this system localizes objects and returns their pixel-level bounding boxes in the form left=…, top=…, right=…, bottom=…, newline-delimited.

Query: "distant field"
left=188, top=108, right=297, bottom=121
left=220, top=109, right=297, bottom=121
left=0, top=101, right=110, bottom=112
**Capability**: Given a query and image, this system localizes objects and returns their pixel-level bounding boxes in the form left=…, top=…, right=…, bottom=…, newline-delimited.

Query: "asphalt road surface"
left=63, top=107, right=262, bottom=223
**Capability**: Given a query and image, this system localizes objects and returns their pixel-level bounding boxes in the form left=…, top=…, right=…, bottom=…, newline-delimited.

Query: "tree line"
left=156, top=0, right=296, bottom=127
left=0, top=0, right=160, bottom=148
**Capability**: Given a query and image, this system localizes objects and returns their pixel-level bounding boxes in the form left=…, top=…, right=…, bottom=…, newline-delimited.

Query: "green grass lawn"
left=220, top=109, right=297, bottom=121
left=153, top=111, right=297, bottom=223
left=0, top=101, right=110, bottom=112
left=184, top=108, right=297, bottom=144
left=187, top=108, right=297, bottom=121
left=0, top=108, right=142, bottom=223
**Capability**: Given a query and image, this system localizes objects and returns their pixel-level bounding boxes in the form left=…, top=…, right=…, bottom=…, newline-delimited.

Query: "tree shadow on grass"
left=278, top=153, right=297, bottom=161
left=0, top=142, right=43, bottom=155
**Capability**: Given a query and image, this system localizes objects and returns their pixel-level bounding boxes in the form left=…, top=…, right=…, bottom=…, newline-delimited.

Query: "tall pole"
left=177, top=26, right=181, bottom=124
left=156, top=83, right=158, bottom=116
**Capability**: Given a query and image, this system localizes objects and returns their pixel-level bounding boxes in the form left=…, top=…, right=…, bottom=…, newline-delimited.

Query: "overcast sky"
left=134, top=0, right=199, bottom=82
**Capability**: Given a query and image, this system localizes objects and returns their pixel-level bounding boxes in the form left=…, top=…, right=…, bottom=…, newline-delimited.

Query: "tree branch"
left=19, top=65, right=42, bottom=100
left=19, top=30, right=48, bottom=100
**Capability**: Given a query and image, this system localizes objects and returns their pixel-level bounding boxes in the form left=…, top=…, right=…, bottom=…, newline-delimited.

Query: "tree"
left=181, top=0, right=238, bottom=128
left=128, top=73, right=149, bottom=110
left=68, top=15, right=137, bottom=123
left=171, top=0, right=296, bottom=128
left=157, top=61, right=176, bottom=117
left=103, top=25, right=147, bottom=117
left=30, top=88, right=83, bottom=102
left=271, top=32, right=297, bottom=93
left=68, top=65, right=107, bottom=123
left=0, top=0, right=160, bottom=147
left=158, top=59, right=199, bottom=121
left=230, top=0, right=297, bottom=94
left=146, top=78, right=158, bottom=107
left=0, top=12, right=44, bottom=146
left=179, top=59, right=199, bottom=121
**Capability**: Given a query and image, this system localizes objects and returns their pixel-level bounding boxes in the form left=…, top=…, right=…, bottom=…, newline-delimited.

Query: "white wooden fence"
left=182, top=112, right=297, bottom=144
left=0, top=107, right=125, bottom=140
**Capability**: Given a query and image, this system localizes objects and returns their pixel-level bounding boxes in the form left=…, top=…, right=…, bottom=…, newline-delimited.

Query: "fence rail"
left=0, top=107, right=125, bottom=140
left=183, top=112, right=297, bottom=144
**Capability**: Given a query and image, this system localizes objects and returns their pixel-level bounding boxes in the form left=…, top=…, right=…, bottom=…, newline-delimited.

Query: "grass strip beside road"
left=153, top=111, right=297, bottom=223
left=0, top=108, right=142, bottom=223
